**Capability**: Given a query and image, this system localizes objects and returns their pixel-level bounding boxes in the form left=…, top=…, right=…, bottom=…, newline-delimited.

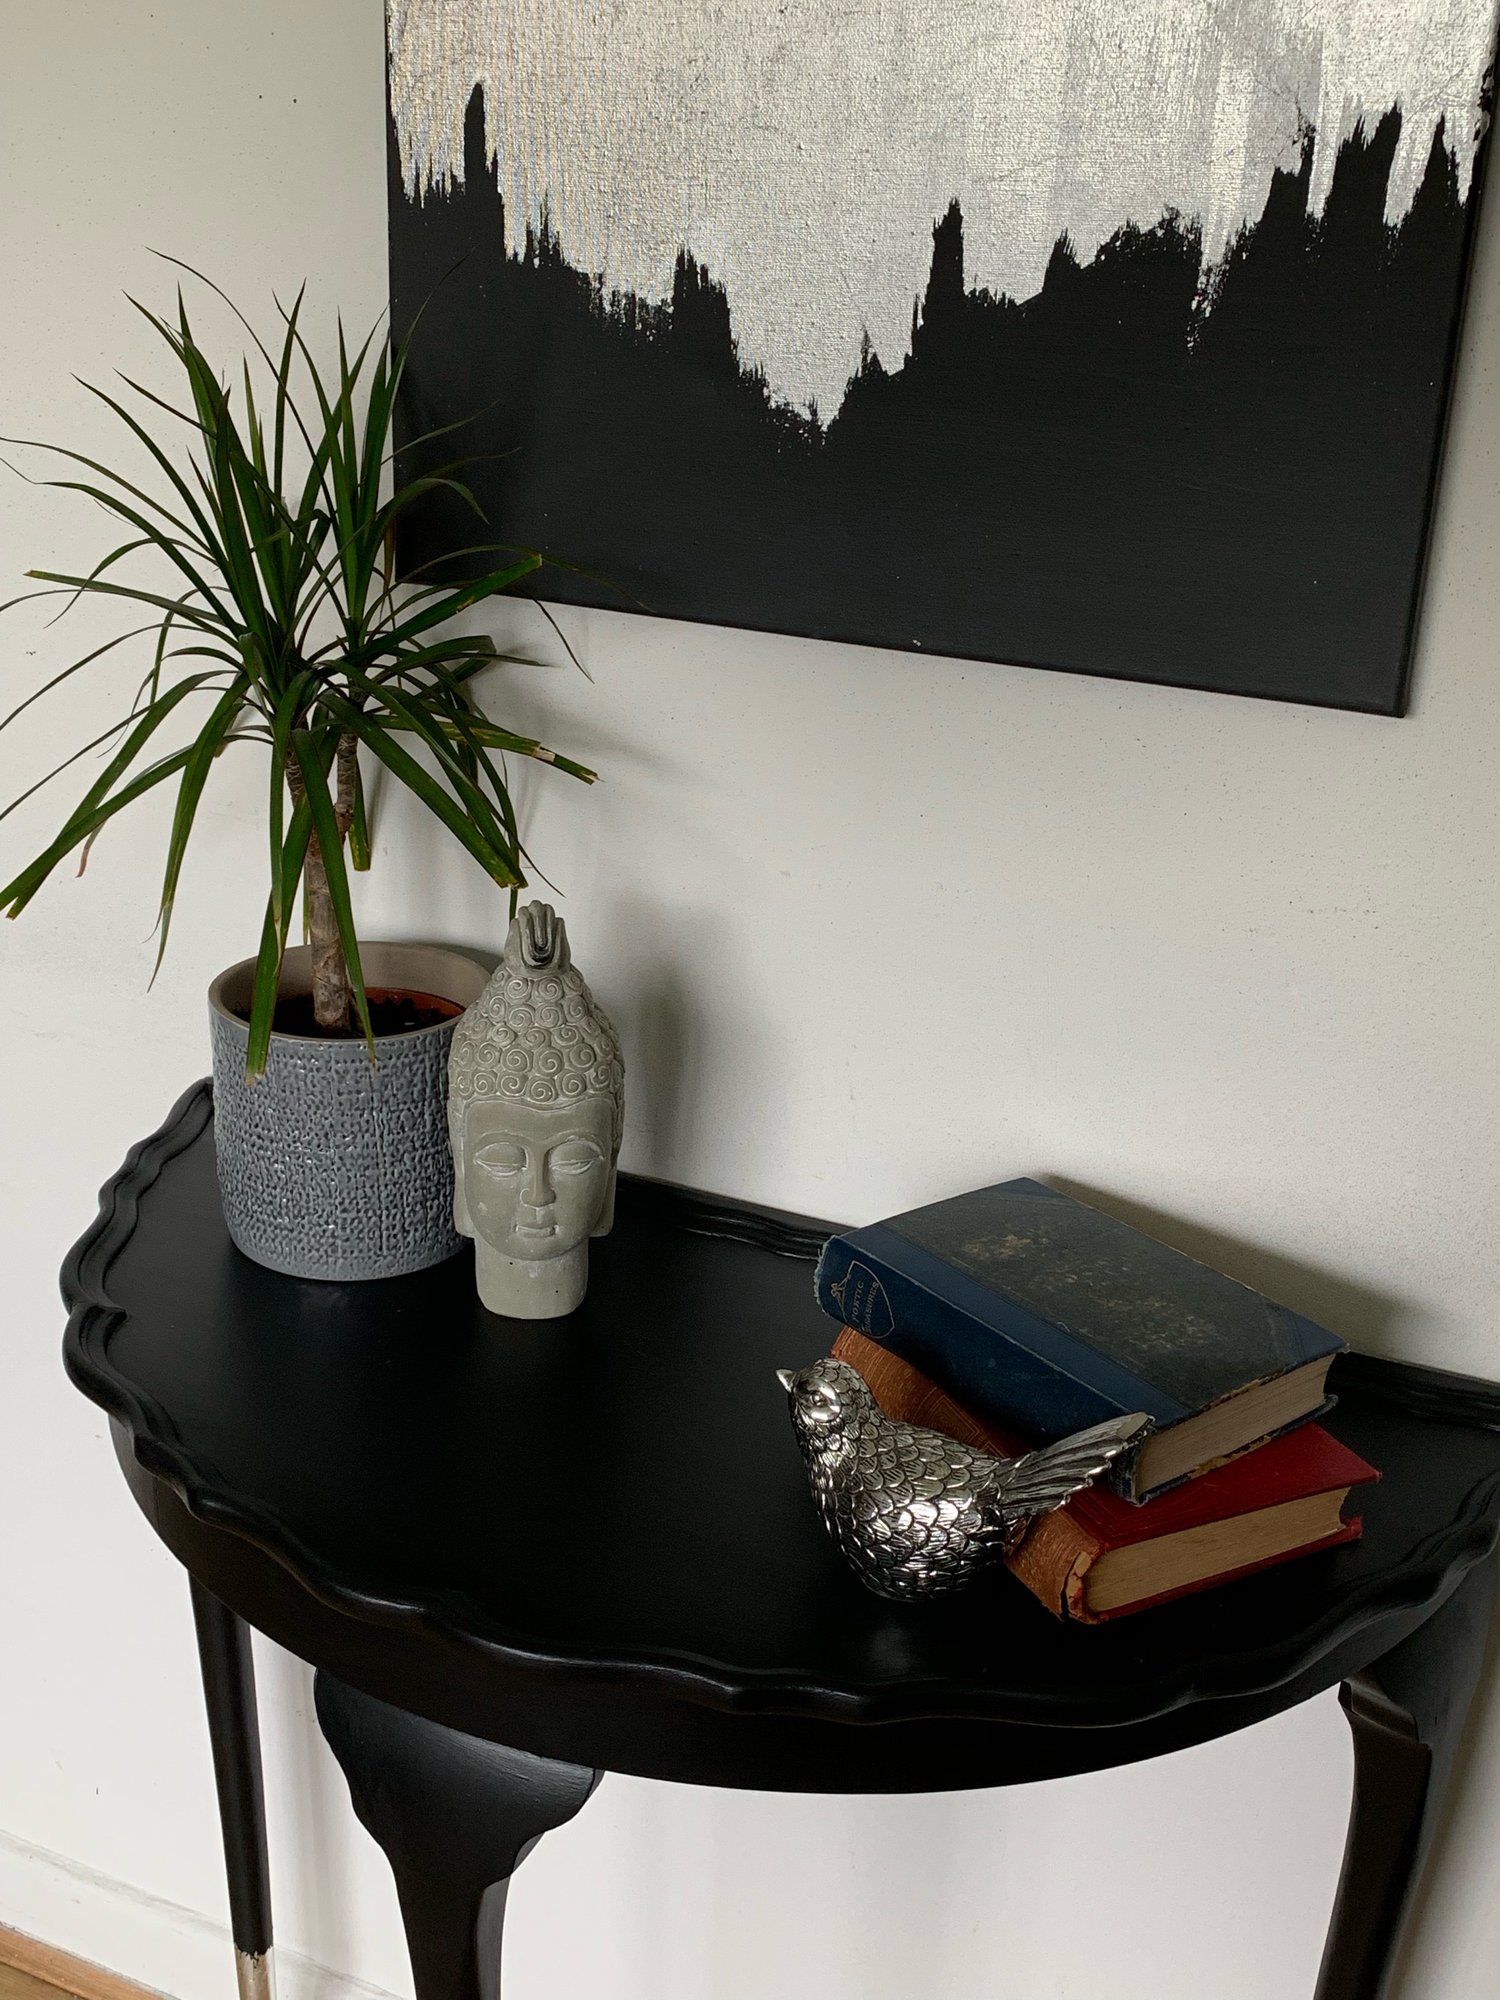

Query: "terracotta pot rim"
left=208, top=940, right=487, bottom=1046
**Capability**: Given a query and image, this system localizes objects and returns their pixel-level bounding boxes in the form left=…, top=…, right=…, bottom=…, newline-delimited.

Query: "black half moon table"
left=62, top=1084, right=1500, bottom=2000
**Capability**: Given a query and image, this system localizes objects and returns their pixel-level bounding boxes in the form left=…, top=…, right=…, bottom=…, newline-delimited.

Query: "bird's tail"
left=998, top=1410, right=1153, bottom=1519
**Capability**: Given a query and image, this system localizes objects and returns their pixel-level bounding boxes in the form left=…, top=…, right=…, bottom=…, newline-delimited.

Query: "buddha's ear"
left=593, top=1165, right=617, bottom=1237
left=449, top=1119, right=473, bottom=1235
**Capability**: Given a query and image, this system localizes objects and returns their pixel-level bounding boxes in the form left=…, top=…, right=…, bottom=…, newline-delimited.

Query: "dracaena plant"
left=0, top=267, right=594, bottom=1074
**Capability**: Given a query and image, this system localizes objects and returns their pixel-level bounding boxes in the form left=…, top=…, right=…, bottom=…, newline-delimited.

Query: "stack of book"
left=814, top=1178, right=1377, bottom=1623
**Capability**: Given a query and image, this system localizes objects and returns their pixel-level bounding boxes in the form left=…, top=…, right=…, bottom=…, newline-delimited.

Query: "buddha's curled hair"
left=448, top=903, right=624, bottom=1153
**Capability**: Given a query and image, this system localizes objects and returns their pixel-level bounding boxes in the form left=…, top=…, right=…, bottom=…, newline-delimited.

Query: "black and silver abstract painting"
left=386, top=3, right=1500, bottom=712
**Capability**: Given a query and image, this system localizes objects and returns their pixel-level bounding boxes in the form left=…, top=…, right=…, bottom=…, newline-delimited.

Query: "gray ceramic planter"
left=209, top=942, right=487, bottom=1281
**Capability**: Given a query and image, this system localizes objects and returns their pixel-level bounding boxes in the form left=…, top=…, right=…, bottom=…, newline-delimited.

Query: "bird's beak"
left=775, top=1368, right=797, bottom=1393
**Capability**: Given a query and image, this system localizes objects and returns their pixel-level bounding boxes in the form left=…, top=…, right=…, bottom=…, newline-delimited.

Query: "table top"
left=64, top=1081, right=1500, bottom=1793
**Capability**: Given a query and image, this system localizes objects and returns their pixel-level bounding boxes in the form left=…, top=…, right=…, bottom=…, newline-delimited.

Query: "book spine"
left=832, top=1331, right=1016, bottom=1456
left=1007, top=1508, right=1102, bottom=1619
left=815, top=1235, right=1131, bottom=1439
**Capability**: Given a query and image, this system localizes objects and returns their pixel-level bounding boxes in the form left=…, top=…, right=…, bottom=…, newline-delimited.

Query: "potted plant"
left=0, top=269, right=595, bottom=1279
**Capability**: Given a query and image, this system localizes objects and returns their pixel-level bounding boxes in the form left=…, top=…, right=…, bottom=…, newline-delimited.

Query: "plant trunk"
left=286, top=733, right=359, bottom=1033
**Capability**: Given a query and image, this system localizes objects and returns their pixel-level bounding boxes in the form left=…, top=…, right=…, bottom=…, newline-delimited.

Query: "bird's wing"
left=995, top=1412, right=1153, bottom=1518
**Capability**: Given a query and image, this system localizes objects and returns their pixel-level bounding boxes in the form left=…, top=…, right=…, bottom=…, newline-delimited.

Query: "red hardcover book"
left=832, top=1328, right=1378, bottom=1623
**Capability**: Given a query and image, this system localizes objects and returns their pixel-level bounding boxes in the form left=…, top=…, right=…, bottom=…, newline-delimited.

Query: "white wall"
left=2, top=5, right=1498, bottom=1999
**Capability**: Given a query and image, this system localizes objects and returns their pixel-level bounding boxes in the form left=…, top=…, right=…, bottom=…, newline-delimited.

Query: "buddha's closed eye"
left=471, top=1138, right=603, bottom=1176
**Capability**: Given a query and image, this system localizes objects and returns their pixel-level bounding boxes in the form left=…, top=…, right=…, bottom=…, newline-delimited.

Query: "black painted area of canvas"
left=386, top=87, right=1487, bottom=712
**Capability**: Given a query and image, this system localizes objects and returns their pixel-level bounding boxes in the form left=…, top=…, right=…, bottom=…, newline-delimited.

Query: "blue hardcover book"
left=814, top=1179, right=1344, bottom=1502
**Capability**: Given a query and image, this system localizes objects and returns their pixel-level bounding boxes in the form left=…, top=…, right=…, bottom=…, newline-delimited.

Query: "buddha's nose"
left=523, top=1160, right=555, bottom=1209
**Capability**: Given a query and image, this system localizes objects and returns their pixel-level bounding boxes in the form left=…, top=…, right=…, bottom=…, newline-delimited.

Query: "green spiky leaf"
left=0, top=271, right=599, bottom=1076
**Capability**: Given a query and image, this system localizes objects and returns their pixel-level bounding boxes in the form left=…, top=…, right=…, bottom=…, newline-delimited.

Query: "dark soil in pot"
left=267, top=988, right=465, bottom=1038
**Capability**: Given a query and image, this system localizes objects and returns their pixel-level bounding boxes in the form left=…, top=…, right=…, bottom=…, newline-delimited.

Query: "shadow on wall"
left=357, top=887, right=773, bottom=1198
left=1046, top=1176, right=1414, bottom=1356
left=599, top=894, right=775, bottom=1187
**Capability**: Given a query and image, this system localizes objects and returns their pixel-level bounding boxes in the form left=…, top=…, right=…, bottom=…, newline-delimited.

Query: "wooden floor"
left=0, top=1928, right=151, bottom=2000
left=0, top=1967, right=83, bottom=2000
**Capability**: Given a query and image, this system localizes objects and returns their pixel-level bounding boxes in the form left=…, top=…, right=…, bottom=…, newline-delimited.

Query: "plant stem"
left=285, top=732, right=358, bottom=1032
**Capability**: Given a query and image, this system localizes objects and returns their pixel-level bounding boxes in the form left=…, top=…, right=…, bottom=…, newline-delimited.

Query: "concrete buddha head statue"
left=448, top=903, right=624, bottom=1318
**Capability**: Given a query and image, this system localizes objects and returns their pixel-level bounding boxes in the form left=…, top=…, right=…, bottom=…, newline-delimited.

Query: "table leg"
left=314, top=1672, right=602, bottom=2000
left=1314, top=1549, right=1497, bottom=2000
left=189, top=1578, right=275, bottom=2000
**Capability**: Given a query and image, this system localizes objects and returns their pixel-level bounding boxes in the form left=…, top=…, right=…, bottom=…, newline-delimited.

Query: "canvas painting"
left=385, top=2, right=1500, bottom=712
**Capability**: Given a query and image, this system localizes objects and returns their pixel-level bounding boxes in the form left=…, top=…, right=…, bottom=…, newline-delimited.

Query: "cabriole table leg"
left=1314, top=1549, right=1498, bottom=2000
left=314, top=1673, right=602, bottom=2000
left=189, top=1578, right=275, bottom=2000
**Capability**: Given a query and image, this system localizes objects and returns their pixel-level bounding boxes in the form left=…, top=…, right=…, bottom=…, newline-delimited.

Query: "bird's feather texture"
left=781, top=1358, right=1151, bottom=1601
left=994, top=1413, right=1153, bottom=1520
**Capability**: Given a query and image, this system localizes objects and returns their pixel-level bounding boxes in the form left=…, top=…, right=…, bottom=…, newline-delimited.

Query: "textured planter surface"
left=209, top=942, right=487, bottom=1281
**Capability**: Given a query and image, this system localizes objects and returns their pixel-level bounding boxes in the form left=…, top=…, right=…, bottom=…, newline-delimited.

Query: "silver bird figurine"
left=777, top=1358, right=1153, bottom=1602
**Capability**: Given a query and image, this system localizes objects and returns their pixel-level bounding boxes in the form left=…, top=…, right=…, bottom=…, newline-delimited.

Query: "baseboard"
left=0, top=1831, right=404, bottom=2000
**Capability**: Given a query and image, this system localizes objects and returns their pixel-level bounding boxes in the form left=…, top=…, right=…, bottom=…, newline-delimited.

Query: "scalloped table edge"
left=62, top=1077, right=1500, bottom=1731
